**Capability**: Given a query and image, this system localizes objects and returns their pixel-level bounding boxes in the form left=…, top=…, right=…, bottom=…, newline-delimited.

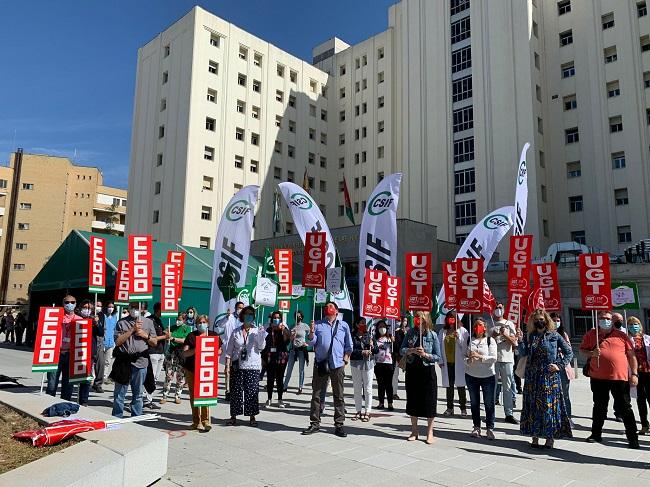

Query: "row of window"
left=568, top=189, right=630, bottom=214
left=0, top=180, right=34, bottom=190
left=557, top=1, right=646, bottom=21
left=338, top=48, right=386, bottom=76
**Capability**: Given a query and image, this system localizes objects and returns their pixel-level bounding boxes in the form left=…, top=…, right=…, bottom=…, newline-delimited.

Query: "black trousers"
left=445, top=363, right=467, bottom=409
left=637, top=372, right=650, bottom=427
left=266, top=361, right=287, bottom=401
left=590, top=378, right=638, bottom=443
left=374, top=362, right=394, bottom=404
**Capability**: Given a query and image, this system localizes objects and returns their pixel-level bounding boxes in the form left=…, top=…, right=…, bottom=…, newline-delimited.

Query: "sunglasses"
left=64, top=301, right=76, bottom=305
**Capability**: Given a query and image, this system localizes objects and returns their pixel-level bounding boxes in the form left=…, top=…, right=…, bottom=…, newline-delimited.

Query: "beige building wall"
left=0, top=151, right=128, bottom=304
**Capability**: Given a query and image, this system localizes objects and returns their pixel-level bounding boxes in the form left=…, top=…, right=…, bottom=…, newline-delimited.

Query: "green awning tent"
left=28, top=230, right=340, bottom=324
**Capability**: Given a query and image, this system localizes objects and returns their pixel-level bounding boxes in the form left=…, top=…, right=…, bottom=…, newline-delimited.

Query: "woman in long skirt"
left=519, top=309, right=573, bottom=449
left=400, top=311, right=440, bottom=445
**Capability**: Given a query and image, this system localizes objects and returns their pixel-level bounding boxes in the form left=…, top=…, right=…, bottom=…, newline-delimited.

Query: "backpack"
left=466, top=335, right=493, bottom=347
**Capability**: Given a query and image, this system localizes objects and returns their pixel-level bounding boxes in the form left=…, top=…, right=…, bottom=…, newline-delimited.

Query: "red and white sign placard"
left=69, top=319, right=93, bottom=383
left=532, top=263, right=562, bottom=311
left=507, top=235, right=532, bottom=293
left=362, top=268, right=387, bottom=317
left=193, top=335, right=219, bottom=407
left=384, top=275, right=402, bottom=319
left=579, top=253, right=611, bottom=310
left=114, top=259, right=130, bottom=306
left=456, top=258, right=484, bottom=314
left=167, top=250, right=186, bottom=300
left=302, top=232, right=326, bottom=288
left=442, top=261, right=458, bottom=310
left=88, top=236, right=106, bottom=293
left=405, top=253, right=432, bottom=311
left=161, top=262, right=179, bottom=317
left=275, top=249, right=293, bottom=297
left=279, top=300, right=290, bottom=311
left=32, top=307, right=64, bottom=373
left=129, top=234, right=153, bottom=300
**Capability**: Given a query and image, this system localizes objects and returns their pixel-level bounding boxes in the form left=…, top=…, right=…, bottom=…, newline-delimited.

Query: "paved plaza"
left=1, top=343, right=649, bottom=487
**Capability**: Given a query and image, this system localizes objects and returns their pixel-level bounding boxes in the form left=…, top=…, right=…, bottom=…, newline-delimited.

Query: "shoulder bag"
left=316, top=321, right=339, bottom=376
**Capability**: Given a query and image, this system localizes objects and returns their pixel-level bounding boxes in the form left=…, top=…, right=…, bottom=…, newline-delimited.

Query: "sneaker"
left=160, top=397, right=167, bottom=405
left=629, top=440, right=641, bottom=449
left=470, top=426, right=481, bottom=438
left=393, top=394, right=400, bottom=400
left=486, top=429, right=496, bottom=441
left=504, top=415, right=519, bottom=425
left=443, top=408, right=454, bottom=416
left=569, top=419, right=576, bottom=428
left=586, top=435, right=602, bottom=443
left=376, top=403, right=385, bottom=410
left=460, top=409, right=468, bottom=417
left=145, top=402, right=161, bottom=410
left=265, top=399, right=272, bottom=407
left=301, top=425, right=320, bottom=435
left=277, top=401, right=288, bottom=408
left=639, top=425, right=649, bottom=435
left=202, top=422, right=212, bottom=432
left=174, top=397, right=181, bottom=404
left=92, top=385, right=104, bottom=393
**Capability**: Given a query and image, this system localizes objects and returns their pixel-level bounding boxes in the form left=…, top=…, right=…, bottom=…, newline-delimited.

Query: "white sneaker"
left=470, top=426, right=481, bottom=438
left=486, top=429, right=495, bottom=441
left=277, top=401, right=288, bottom=408
left=265, top=399, right=272, bottom=407
left=569, top=419, right=576, bottom=428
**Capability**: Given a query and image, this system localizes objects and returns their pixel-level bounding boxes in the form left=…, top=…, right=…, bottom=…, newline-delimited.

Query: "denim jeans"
left=494, top=362, right=515, bottom=416
left=112, top=365, right=147, bottom=417
left=46, top=351, right=90, bottom=404
left=283, top=348, right=307, bottom=390
left=465, top=373, right=496, bottom=430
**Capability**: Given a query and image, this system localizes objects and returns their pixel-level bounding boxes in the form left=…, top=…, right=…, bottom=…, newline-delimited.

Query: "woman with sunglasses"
left=225, top=306, right=268, bottom=427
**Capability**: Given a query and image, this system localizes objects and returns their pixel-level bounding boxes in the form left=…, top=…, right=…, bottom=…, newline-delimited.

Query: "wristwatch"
left=632, top=373, right=639, bottom=377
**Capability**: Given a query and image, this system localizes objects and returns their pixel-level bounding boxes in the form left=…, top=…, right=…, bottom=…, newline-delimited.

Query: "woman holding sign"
left=225, top=306, right=268, bottom=427
left=350, top=317, right=378, bottom=421
left=519, top=310, right=573, bottom=449
left=182, top=315, right=218, bottom=431
left=400, top=311, right=440, bottom=444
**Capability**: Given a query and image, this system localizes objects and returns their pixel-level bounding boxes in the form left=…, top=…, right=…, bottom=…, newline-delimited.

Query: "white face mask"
left=95, top=306, right=102, bottom=314
left=378, top=327, right=387, bottom=336
left=107, top=307, right=114, bottom=314
left=130, top=309, right=141, bottom=319
left=493, top=308, right=504, bottom=319
left=80, top=309, right=92, bottom=317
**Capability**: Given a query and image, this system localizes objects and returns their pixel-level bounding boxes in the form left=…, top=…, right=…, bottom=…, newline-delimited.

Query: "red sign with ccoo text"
left=405, top=253, right=432, bottom=311
left=579, top=253, right=611, bottom=310
left=193, top=335, right=219, bottom=406
left=69, top=319, right=93, bottom=383
left=114, top=259, right=130, bottom=306
left=88, top=236, right=106, bottom=293
left=167, top=250, right=186, bottom=300
left=161, top=262, right=179, bottom=317
left=32, top=307, right=64, bottom=373
left=275, top=249, right=293, bottom=297
left=129, top=235, right=153, bottom=300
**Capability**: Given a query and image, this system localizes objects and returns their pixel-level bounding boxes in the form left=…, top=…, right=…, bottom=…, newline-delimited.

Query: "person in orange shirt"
left=579, top=310, right=639, bottom=449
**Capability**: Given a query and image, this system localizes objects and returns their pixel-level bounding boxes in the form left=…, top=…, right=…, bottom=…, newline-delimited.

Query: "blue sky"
left=0, top=0, right=396, bottom=189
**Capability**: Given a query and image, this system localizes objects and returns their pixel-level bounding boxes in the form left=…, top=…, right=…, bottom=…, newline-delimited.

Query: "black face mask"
left=614, top=321, right=623, bottom=329
left=534, top=320, right=545, bottom=330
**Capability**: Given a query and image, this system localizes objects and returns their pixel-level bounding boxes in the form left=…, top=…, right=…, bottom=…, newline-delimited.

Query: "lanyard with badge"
left=240, top=328, right=249, bottom=361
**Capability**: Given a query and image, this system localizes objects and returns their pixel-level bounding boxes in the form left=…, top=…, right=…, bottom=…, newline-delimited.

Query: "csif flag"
left=209, top=185, right=259, bottom=323
left=358, top=173, right=401, bottom=312
left=278, top=182, right=353, bottom=310
left=513, top=143, right=531, bottom=236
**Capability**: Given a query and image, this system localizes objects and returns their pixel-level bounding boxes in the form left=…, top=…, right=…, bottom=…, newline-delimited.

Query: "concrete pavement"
left=1, top=342, right=649, bottom=487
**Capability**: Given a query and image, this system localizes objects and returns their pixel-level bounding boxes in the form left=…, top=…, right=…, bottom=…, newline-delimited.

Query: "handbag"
left=582, top=358, right=591, bottom=378
left=316, top=322, right=339, bottom=377
left=514, top=356, right=527, bottom=378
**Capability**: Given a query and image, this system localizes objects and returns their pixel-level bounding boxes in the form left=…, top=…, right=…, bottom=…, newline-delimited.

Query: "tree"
left=104, top=203, right=121, bottom=235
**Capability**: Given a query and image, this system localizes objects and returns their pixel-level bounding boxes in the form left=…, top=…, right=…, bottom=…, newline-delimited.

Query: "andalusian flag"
left=342, top=177, right=355, bottom=225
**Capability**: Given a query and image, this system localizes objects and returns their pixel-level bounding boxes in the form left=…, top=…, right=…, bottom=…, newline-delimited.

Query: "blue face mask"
left=243, top=314, right=255, bottom=324
left=197, top=323, right=208, bottom=333
left=629, top=324, right=641, bottom=335
left=64, top=303, right=75, bottom=313
left=598, top=319, right=612, bottom=331
left=272, top=318, right=281, bottom=326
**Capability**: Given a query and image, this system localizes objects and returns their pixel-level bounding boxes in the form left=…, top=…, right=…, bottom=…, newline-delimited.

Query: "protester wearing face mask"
left=463, top=319, right=497, bottom=440
left=350, top=317, right=378, bottom=422
left=161, top=312, right=192, bottom=405
left=401, top=311, right=441, bottom=445
left=439, top=310, right=468, bottom=417
left=143, top=303, right=171, bottom=410
left=580, top=310, right=639, bottom=448
left=489, top=303, right=519, bottom=425
left=111, top=303, right=158, bottom=418
left=392, top=316, right=408, bottom=400
left=262, top=311, right=291, bottom=407
left=550, top=313, right=574, bottom=426
left=182, top=315, right=218, bottom=431
left=626, top=317, right=650, bottom=435
left=612, top=312, right=627, bottom=334
left=283, top=311, right=310, bottom=394
left=302, top=302, right=352, bottom=437
left=214, top=301, right=245, bottom=402
left=185, top=307, right=197, bottom=329
left=46, top=295, right=83, bottom=402
left=89, top=300, right=108, bottom=393
left=102, top=301, right=118, bottom=385
left=373, top=319, right=394, bottom=411
left=225, top=306, right=268, bottom=427
left=519, top=310, right=573, bottom=449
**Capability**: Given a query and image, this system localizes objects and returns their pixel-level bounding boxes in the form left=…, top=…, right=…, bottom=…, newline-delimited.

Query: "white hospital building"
left=127, top=0, right=650, bottom=256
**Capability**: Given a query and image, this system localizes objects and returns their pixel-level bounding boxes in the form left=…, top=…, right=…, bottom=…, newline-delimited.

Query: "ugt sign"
left=405, top=253, right=432, bottom=311
left=384, top=275, right=401, bottom=319
left=442, top=262, right=457, bottom=309
left=456, top=258, right=484, bottom=314
left=362, top=268, right=387, bottom=317
left=532, top=263, right=562, bottom=311
left=303, top=232, right=326, bottom=288
left=579, top=253, right=611, bottom=310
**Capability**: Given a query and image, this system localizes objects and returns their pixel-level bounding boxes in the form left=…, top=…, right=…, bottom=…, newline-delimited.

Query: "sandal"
left=407, top=433, right=418, bottom=441
left=361, top=413, right=370, bottom=422
left=351, top=412, right=362, bottom=421
left=226, top=417, right=236, bottom=426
